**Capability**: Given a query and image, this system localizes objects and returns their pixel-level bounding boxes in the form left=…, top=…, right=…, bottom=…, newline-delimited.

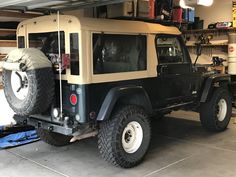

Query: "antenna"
left=57, top=11, right=63, bottom=118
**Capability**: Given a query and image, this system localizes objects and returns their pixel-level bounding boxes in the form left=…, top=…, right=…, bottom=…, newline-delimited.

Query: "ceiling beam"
left=0, top=40, right=16, bottom=47
left=55, top=0, right=130, bottom=11
left=0, top=10, right=42, bottom=19
left=0, top=29, right=16, bottom=36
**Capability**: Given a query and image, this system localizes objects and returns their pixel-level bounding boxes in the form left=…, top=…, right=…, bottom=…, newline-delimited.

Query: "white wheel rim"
left=122, top=121, right=143, bottom=154
left=217, top=99, right=227, bottom=121
left=11, top=71, right=29, bottom=100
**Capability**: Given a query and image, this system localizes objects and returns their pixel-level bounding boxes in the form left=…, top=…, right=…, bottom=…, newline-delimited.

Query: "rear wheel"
left=98, top=105, right=151, bottom=168
left=200, top=88, right=232, bottom=132
left=37, top=128, right=72, bottom=146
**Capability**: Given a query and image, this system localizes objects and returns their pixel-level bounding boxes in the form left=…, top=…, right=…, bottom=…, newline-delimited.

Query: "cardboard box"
left=138, top=0, right=149, bottom=18
left=107, top=2, right=136, bottom=18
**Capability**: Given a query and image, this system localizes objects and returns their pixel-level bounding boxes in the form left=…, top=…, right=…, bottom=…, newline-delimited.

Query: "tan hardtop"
left=17, top=14, right=181, bottom=35
left=79, top=17, right=181, bottom=35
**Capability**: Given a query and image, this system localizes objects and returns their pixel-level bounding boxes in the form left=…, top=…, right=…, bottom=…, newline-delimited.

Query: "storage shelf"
left=0, top=40, right=16, bottom=47
left=182, top=28, right=236, bottom=34
left=186, top=43, right=228, bottom=47
left=0, top=28, right=16, bottom=36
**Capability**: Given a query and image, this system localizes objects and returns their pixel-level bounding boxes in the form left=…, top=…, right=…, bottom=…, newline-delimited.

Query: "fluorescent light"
left=27, top=1, right=67, bottom=9
left=180, top=0, right=214, bottom=8
left=179, top=0, right=195, bottom=9
left=198, top=0, right=214, bottom=6
left=0, top=0, right=35, bottom=7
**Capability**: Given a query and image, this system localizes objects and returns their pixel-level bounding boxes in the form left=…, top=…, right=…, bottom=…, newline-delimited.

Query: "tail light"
left=70, top=94, right=78, bottom=105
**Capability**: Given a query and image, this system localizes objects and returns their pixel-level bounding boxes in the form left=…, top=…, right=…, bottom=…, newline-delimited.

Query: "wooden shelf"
left=186, top=43, right=228, bottom=47
left=182, top=28, right=236, bottom=34
left=0, top=28, right=16, bottom=36
left=0, top=40, right=16, bottom=47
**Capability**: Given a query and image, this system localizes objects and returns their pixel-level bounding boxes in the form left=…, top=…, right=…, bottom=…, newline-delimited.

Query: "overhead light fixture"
left=197, top=0, right=214, bottom=7
left=179, top=0, right=194, bottom=9
left=180, top=0, right=214, bottom=9
left=27, top=1, right=67, bottom=9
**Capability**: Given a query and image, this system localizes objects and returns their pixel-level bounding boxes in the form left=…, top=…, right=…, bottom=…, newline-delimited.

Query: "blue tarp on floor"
left=0, top=130, right=39, bottom=149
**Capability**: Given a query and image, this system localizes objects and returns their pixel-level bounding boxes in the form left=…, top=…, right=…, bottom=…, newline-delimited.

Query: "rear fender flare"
left=200, top=74, right=231, bottom=103
left=97, top=85, right=152, bottom=121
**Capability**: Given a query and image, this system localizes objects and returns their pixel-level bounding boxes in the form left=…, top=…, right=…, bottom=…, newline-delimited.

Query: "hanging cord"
left=57, top=11, right=63, bottom=118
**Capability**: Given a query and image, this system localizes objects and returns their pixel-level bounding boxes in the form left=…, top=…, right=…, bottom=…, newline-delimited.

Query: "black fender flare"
left=97, top=85, right=153, bottom=121
left=200, top=74, right=231, bottom=103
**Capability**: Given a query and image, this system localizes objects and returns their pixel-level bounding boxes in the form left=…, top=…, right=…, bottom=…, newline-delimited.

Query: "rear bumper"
left=14, top=114, right=78, bottom=135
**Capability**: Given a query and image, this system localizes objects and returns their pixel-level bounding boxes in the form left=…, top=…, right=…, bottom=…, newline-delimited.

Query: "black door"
left=154, top=35, right=199, bottom=107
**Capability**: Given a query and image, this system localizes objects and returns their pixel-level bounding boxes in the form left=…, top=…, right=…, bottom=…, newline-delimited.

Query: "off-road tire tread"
left=200, top=88, right=232, bottom=132
left=3, top=68, right=54, bottom=115
left=98, top=105, right=151, bottom=168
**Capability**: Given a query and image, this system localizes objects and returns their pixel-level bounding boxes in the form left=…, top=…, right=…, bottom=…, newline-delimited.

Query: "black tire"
left=98, top=105, right=151, bottom=168
left=2, top=68, right=54, bottom=116
left=200, top=88, right=232, bottom=132
left=37, top=128, right=72, bottom=146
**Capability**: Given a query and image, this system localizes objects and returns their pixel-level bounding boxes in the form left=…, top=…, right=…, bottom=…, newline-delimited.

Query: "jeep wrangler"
left=1, top=15, right=233, bottom=168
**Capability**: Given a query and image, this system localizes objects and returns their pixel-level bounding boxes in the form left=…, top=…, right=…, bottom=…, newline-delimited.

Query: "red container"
left=149, top=0, right=155, bottom=19
left=172, top=7, right=183, bottom=22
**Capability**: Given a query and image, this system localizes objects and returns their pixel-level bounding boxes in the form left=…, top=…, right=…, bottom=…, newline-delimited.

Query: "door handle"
left=157, top=65, right=168, bottom=74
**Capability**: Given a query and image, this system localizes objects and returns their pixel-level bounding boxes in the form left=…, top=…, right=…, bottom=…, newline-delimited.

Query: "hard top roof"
left=18, top=15, right=181, bottom=35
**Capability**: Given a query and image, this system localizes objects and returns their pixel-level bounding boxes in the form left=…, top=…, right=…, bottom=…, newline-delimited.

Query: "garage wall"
left=188, top=0, right=233, bottom=64
left=195, top=0, right=233, bottom=29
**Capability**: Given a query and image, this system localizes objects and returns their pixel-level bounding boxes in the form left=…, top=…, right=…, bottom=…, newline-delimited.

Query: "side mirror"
left=194, top=43, right=202, bottom=66
left=196, top=43, right=202, bottom=57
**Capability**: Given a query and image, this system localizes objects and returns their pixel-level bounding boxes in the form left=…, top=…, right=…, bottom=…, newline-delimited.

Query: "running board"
left=70, top=130, right=98, bottom=143
left=155, top=101, right=194, bottom=112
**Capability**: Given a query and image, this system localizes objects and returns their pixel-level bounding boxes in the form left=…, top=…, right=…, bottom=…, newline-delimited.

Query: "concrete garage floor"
left=1, top=111, right=236, bottom=177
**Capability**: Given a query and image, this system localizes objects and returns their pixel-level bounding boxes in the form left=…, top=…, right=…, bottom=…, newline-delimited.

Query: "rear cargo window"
left=29, top=31, right=66, bottom=74
left=70, top=33, right=79, bottom=75
left=93, top=33, right=147, bottom=74
left=29, top=31, right=65, bottom=55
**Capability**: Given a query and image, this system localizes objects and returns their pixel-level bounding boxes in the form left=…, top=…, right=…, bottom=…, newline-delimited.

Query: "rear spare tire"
left=2, top=48, right=54, bottom=115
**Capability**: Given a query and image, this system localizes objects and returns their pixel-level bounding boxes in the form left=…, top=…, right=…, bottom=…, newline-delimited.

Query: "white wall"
left=0, top=90, right=15, bottom=126
left=195, top=0, right=233, bottom=29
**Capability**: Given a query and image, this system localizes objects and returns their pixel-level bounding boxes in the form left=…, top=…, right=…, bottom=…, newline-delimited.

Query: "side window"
left=70, top=33, right=79, bottom=75
left=93, top=33, right=147, bottom=74
left=156, top=36, right=184, bottom=64
left=18, top=36, right=25, bottom=48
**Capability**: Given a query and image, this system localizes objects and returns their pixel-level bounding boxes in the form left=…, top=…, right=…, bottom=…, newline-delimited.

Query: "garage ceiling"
left=0, top=0, right=128, bottom=12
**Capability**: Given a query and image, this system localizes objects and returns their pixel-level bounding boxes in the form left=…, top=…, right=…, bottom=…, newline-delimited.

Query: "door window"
left=156, top=36, right=184, bottom=64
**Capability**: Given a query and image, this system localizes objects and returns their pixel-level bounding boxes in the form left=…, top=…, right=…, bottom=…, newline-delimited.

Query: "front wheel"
left=200, top=88, right=232, bottom=132
left=98, top=105, right=151, bottom=168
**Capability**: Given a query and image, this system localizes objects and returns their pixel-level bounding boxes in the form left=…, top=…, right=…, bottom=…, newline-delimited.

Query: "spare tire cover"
left=3, top=48, right=55, bottom=116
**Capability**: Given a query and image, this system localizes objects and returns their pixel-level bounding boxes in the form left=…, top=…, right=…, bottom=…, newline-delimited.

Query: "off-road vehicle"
left=0, top=15, right=234, bottom=168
